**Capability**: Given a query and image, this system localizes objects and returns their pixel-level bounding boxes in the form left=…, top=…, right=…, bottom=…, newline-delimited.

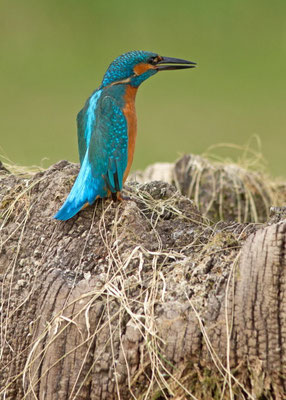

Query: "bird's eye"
left=148, top=56, right=159, bottom=65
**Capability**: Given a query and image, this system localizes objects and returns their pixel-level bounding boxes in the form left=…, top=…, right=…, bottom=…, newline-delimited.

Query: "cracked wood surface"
left=0, top=161, right=285, bottom=399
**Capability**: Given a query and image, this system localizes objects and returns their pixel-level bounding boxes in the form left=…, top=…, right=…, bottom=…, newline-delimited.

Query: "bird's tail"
left=54, top=157, right=104, bottom=221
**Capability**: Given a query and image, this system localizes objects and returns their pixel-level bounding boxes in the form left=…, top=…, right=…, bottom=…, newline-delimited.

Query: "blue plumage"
left=101, top=51, right=157, bottom=87
left=77, top=90, right=102, bottom=165
left=54, top=93, right=127, bottom=220
left=54, top=50, right=195, bottom=220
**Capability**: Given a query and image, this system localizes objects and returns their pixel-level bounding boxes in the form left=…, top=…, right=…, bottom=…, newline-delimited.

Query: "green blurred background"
left=1, top=0, right=285, bottom=176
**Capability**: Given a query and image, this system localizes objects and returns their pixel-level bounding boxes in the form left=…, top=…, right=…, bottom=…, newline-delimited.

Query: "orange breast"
left=123, top=85, right=138, bottom=182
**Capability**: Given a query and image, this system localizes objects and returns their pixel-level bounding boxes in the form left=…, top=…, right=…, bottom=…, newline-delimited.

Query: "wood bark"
left=0, top=161, right=285, bottom=399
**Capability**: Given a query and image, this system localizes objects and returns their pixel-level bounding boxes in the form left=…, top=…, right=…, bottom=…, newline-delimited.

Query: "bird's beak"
left=156, top=56, right=196, bottom=71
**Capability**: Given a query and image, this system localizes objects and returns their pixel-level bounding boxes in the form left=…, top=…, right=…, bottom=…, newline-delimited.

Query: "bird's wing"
left=76, top=108, right=86, bottom=165
left=88, top=95, right=128, bottom=193
left=77, top=89, right=102, bottom=165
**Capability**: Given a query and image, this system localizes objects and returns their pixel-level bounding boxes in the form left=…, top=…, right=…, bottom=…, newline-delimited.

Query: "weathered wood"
left=0, top=161, right=285, bottom=399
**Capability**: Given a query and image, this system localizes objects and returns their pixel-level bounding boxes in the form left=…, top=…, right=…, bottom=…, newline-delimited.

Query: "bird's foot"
left=112, top=192, right=131, bottom=201
left=81, top=202, right=90, bottom=210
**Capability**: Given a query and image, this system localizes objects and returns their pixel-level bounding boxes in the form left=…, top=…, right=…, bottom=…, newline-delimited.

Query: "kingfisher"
left=54, top=50, right=196, bottom=220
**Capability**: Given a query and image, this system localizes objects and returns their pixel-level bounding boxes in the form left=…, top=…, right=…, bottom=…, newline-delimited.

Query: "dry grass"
left=0, top=193, right=246, bottom=399
left=0, top=152, right=45, bottom=177
left=172, top=139, right=284, bottom=223
left=1, top=147, right=285, bottom=399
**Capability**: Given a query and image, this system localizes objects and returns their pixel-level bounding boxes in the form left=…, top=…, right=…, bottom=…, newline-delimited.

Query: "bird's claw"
left=112, top=192, right=131, bottom=201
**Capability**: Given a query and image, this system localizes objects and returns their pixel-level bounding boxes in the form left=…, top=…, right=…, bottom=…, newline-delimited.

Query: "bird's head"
left=101, top=50, right=196, bottom=88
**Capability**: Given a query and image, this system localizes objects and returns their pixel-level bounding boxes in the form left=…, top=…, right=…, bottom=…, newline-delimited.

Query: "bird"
left=54, top=50, right=196, bottom=220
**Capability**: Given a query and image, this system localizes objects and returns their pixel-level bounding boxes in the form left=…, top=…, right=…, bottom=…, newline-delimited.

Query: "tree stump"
left=0, top=160, right=285, bottom=399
